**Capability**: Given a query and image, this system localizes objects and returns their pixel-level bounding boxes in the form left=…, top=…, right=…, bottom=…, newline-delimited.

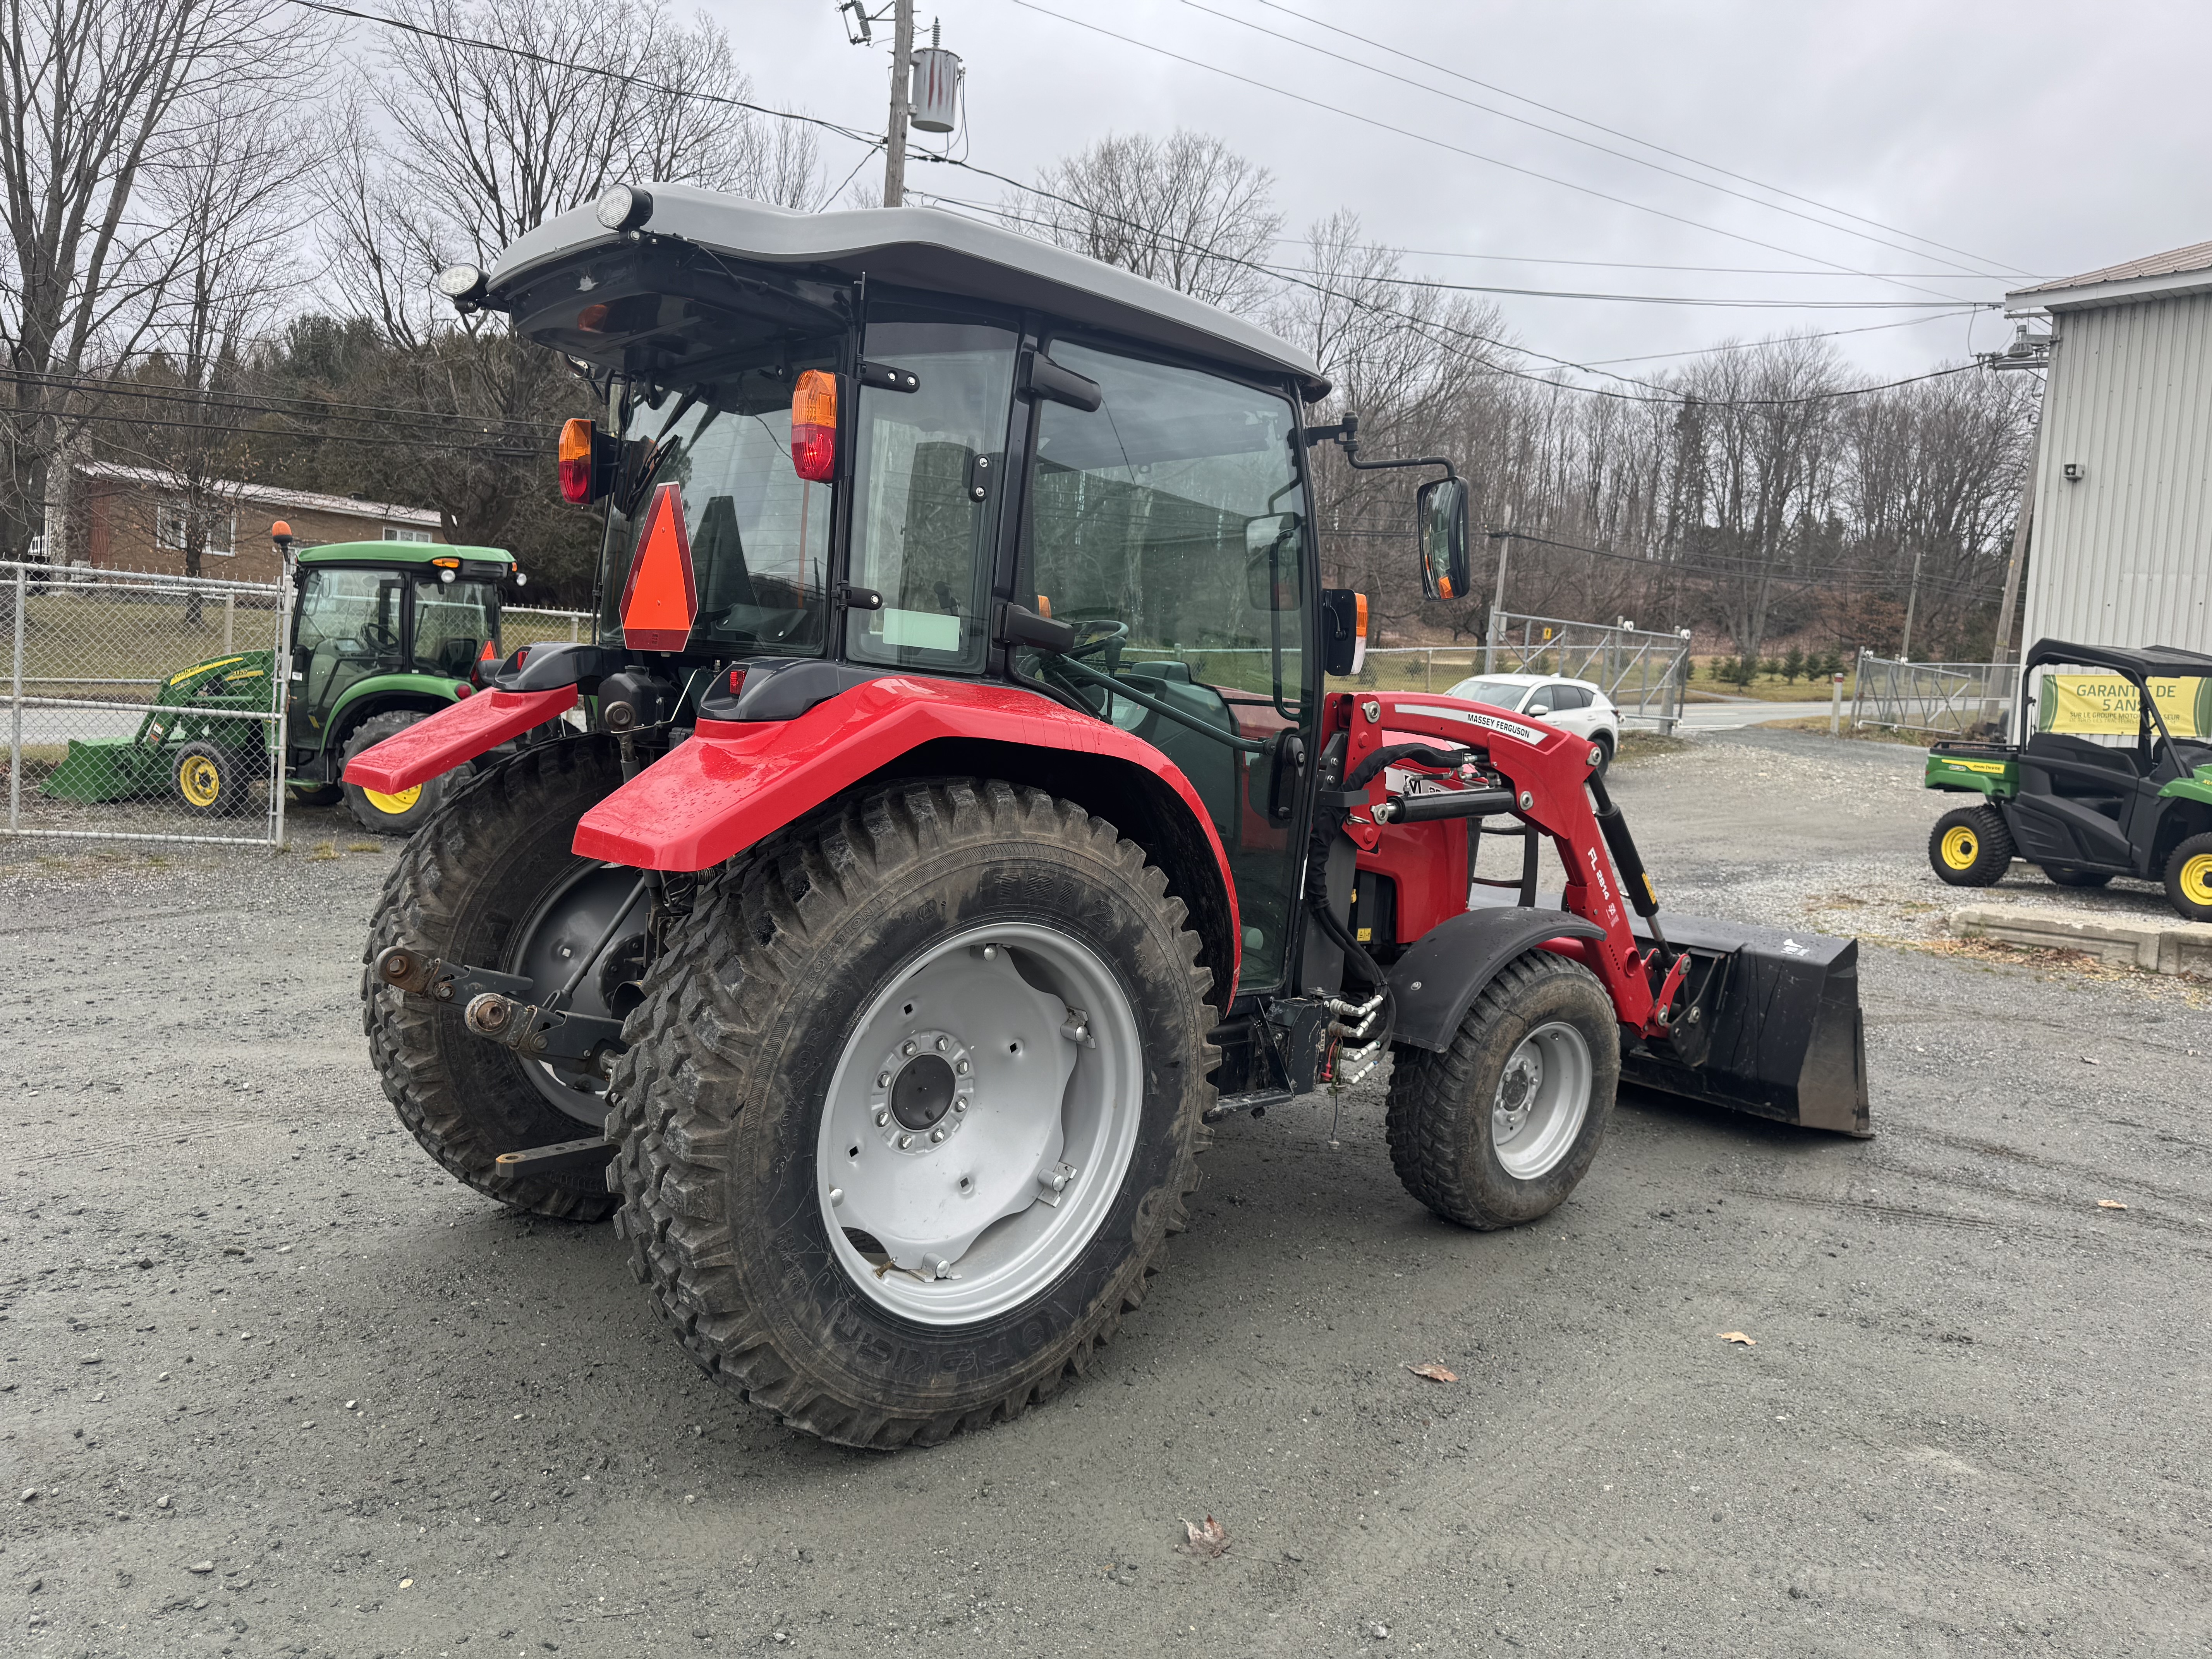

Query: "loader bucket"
left=38, top=737, right=168, bottom=804
left=1620, top=913, right=1871, bottom=1137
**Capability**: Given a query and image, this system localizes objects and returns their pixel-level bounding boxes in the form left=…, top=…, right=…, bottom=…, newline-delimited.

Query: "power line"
left=1005, top=0, right=1989, bottom=310
left=0, top=367, right=558, bottom=433
left=934, top=193, right=1987, bottom=309
left=1177, top=0, right=2008, bottom=285
left=1315, top=250, right=2028, bottom=278
left=916, top=174, right=1986, bottom=408
left=285, top=0, right=884, bottom=149
left=1236, top=0, right=2035, bottom=279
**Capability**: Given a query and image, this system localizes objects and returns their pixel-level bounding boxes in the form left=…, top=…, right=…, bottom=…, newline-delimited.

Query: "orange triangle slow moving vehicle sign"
left=619, top=482, right=700, bottom=651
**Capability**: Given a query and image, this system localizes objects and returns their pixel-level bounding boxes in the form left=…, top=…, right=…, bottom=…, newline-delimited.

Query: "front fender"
left=1387, top=905, right=1610, bottom=1052
left=572, top=676, right=1242, bottom=989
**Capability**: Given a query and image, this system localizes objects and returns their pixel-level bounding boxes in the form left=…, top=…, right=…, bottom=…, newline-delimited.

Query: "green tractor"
left=41, top=533, right=524, bottom=835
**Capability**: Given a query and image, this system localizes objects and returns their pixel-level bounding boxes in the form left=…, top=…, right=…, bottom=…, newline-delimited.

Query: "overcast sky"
left=699, top=0, right=2212, bottom=382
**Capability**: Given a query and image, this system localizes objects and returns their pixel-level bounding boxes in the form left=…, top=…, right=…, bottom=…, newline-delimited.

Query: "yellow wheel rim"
left=1940, top=824, right=1979, bottom=870
left=2182, top=853, right=2212, bottom=907
left=363, top=783, right=422, bottom=815
left=177, top=755, right=222, bottom=808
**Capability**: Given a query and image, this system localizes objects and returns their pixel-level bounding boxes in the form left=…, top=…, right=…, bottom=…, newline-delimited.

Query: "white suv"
left=1442, top=672, right=1622, bottom=771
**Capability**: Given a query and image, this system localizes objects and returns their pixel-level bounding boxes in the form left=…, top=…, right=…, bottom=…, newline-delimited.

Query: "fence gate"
left=1482, top=611, right=1693, bottom=733
left=4, top=560, right=293, bottom=849
left=1851, top=653, right=2018, bottom=737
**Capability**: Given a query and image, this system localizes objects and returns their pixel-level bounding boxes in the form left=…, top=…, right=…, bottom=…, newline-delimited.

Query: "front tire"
left=1385, top=949, right=1618, bottom=1229
left=343, top=710, right=446, bottom=836
left=172, top=740, right=250, bottom=818
left=1929, top=804, right=2013, bottom=886
left=363, top=735, right=629, bottom=1220
left=608, top=778, right=1215, bottom=1448
left=2167, top=833, right=2212, bottom=922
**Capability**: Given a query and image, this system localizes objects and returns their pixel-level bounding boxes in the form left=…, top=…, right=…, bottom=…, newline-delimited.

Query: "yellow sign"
left=2038, top=673, right=2209, bottom=739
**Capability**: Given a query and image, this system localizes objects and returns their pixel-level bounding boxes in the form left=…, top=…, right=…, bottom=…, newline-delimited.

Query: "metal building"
left=2006, top=241, right=2212, bottom=654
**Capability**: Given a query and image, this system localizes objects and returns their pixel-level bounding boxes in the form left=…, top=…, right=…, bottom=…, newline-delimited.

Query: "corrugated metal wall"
left=2021, top=291, right=2212, bottom=653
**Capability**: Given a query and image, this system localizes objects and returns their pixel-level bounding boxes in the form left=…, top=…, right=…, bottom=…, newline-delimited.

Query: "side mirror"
left=1243, top=513, right=1302, bottom=611
left=1416, top=477, right=1471, bottom=601
left=1526, top=703, right=1551, bottom=718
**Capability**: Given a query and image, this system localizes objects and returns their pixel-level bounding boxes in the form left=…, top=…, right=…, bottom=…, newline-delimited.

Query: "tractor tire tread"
left=1384, top=948, right=1617, bottom=1230
left=607, top=776, right=1215, bottom=1449
left=363, top=735, right=622, bottom=1221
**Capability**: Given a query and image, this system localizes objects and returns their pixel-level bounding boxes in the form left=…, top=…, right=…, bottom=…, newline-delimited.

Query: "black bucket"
left=1622, top=914, right=1871, bottom=1137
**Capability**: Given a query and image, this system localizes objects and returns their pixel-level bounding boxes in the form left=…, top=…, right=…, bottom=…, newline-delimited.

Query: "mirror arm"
left=1303, top=410, right=1456, bottom=479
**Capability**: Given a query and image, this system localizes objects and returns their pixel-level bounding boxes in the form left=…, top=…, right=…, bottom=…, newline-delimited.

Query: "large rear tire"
left=1929, top=804, right=2013, bottom=887
left=362, top=735, right=630, bottom=1221
left=607, top=778, right=1215, bottom=1448
left=1385, top=949, right=1618, bottom=1230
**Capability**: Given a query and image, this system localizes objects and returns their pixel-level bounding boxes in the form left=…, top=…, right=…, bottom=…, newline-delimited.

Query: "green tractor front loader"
left=40, top=535, right=526, bottom=835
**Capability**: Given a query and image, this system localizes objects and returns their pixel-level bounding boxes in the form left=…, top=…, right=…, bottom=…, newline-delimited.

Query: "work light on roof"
left=594, top=184, right=654, bottom=233
left=433, top=263, right=487, bottom=307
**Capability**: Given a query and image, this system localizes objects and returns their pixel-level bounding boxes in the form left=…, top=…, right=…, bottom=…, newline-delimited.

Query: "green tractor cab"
left=40, top=536, right=523, bottom=835
left=1925, top=638, right=2212, bottom=920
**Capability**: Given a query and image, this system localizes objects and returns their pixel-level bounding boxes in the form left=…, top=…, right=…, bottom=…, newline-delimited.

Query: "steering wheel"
left=358, top=620, right=399, bottom=653
left=1063, top=618, right=1129, bottom=660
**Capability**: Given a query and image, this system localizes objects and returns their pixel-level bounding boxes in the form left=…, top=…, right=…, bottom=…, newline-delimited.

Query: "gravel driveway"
left=4, top=732, right=2208, bottom=1657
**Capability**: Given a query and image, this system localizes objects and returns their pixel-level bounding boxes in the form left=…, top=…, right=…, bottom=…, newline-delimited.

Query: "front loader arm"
left=1330, top=692, right=1668, bottom=1033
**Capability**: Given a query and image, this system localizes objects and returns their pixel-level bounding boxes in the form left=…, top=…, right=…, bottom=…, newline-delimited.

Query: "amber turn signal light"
left=559, top=417, right=620, bottom=505
left=791, top=370, right=838, bottom=483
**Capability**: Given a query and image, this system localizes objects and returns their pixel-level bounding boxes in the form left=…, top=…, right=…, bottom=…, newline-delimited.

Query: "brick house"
left=74, top=462, right=445, bottom=584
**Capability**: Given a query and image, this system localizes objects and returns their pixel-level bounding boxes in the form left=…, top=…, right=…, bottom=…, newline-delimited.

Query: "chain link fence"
left=501, top=604, right=594, bottom=649
left=4, top=560, right=293, bottom=847
left=1850, top=653, right=2018, bottom=737
left=1479, top=611, right=1693, bottom=731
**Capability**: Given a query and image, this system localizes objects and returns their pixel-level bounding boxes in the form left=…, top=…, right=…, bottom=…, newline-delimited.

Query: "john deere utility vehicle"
left=1927, top=637, right=2212, bottom=920
left=352, top=184, right=1870, bottom=1448
left=42, top=536, right=520, bottom=834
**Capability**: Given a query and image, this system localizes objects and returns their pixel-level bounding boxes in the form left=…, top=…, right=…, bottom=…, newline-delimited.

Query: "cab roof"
left=2024, top=638, right=2212, bottom=680
left=487, top=185, right=1331, bottom=400
left=297, top=541, right=512, bottom=568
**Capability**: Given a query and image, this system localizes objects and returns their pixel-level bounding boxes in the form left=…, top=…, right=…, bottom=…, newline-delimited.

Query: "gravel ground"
left=5, top=734, right=2210, bottom=1659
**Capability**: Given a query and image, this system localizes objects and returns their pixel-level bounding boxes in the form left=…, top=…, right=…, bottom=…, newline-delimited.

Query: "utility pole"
left=882, top=0, right=914, bottom=208
left=1484, top=522, right=1512, bottom=674
left=1898, top=541, right=1925, bottom=662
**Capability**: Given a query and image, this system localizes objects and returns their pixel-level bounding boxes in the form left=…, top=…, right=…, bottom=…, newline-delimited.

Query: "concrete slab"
left=1950, top=901, right=2212, bottom=975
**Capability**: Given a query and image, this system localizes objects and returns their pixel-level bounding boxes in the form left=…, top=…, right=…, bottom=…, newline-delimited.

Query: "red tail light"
left=791, top=370, right=838, bottom=482
left=559, top=417, right=597, bottom=503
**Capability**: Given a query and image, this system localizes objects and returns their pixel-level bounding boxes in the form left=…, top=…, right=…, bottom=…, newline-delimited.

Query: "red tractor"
left=353, top=184, right=1869, bottom=1448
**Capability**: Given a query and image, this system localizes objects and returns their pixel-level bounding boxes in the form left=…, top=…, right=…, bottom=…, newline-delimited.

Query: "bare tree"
left=1009, top=130, right=1281, bottom=313
left=316, top=0, right=824, bottom=552
left=0, top=0, right=323, bottom=590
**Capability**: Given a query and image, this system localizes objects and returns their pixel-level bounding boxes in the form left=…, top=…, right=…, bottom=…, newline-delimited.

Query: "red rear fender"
left=572, top=676, right=1242, bottom=991
left=341, top=685, right=578, bottom=794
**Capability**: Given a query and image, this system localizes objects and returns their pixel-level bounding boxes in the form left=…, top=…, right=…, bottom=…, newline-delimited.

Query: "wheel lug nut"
left=878, top=1072, right=891, bottom=1088
left=955, top=1059, right=969, bottom=1075
left=929, top=1128, right=946, bottom=1143
left=898, top=1133, right=913, bottom=1149
left=875, top=1109, right=890, bottom=1127
left=953, top=1099, right=965, bottom=1113
left=936, top=1037, right=950, bottom=1052
left=902, top=1041, right=916, bottom=1057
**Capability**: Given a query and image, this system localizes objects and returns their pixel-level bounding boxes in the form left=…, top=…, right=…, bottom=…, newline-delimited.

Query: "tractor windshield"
left=291, top=565, right=406, bottom=742
left=599, top=339, right=839, bottom=656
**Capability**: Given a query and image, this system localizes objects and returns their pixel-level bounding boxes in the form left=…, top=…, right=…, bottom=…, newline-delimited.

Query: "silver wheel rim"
left=817, top=921, right=1144, bottom=1326
left=504, top=862, right=650, bottom=1127
left=1492, top=1020, right=1592, bottom=1181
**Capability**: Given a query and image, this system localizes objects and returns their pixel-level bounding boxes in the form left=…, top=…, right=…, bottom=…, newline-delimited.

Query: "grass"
left=0, top=743, right=71, bottom=783
left=1685, top=675, right=1854, bottom=703
left=1614, top=731, right=1691, bottom=766
left=1766, top=716, right=1945, bottom=749
left=10, top=588, right=281, bottom=685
